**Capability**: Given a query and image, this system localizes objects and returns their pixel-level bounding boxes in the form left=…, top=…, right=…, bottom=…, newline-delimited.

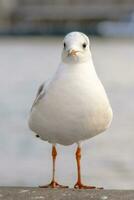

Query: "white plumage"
left=29, top=32, right=113, bottom=146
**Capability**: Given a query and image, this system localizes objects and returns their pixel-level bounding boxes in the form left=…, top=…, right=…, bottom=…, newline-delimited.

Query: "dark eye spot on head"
left=64, top=42, right=66, bottom=49
left=36, top=134, right=40, bottom=138
left=82, top=43, right=87, bottom=49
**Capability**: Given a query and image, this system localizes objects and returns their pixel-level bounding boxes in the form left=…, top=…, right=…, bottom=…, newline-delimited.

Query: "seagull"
left=28, top=32, right=113, bottom=189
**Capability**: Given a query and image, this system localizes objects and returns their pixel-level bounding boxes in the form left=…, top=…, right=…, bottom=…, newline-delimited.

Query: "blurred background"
left=0, top=0, right=134, bottom=36
left=0, top=0, right=134, bottom=189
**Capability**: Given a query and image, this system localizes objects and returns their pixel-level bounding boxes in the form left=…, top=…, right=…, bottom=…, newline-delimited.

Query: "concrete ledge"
left=0, top=187, right=133, bottom=200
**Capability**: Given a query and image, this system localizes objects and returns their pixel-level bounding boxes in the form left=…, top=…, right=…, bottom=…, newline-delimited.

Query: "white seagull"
left=28, top=32, right=113, bottom=189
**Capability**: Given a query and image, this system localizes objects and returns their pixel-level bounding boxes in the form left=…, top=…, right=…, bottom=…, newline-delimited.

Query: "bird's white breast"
left=29, top=61, right=113, bottom=145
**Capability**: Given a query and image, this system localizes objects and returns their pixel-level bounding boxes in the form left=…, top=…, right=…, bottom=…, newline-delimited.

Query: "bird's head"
left=62, top=32, right=91, bottom=64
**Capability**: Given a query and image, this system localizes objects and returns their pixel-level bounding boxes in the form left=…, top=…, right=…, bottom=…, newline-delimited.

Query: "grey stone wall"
left=0, top=188, right=134, bottom=200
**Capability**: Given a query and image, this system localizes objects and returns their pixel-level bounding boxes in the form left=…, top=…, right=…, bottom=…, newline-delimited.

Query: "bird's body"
left=28, top=32, right=113, bottom=189
left=29, top=59, right=112, bottom=145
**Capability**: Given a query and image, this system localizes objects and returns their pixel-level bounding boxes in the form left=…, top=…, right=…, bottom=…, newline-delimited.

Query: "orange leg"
left=39, top=145, right=68, bottom=188
left=74, top=146, right=103, bottom=189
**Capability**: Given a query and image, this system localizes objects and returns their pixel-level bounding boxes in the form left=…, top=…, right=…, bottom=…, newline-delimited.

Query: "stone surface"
left=0, top=188, right=133, bottom=200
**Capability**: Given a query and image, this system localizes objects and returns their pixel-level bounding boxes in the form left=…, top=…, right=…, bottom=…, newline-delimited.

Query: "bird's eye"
left=82, top=43, right=87, bottom=49
left=64, top=42, right=66, bottom=49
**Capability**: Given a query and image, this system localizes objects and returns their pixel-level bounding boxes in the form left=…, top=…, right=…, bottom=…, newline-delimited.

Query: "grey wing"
left=31, top=82, right=46, bottom=111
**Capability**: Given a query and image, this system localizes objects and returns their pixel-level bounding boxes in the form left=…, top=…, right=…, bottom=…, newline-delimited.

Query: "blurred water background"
left=0, top=0, right=134, bottom=189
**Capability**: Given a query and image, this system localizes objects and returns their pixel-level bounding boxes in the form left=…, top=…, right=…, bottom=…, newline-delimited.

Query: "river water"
left=0, top=36, right=134, bottom=189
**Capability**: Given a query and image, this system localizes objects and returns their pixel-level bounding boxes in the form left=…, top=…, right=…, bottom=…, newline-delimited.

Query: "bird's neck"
left=58, top=58, right=98, bottom=80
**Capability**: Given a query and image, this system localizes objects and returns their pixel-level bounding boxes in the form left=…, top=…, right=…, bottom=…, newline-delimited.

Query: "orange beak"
left=68, top=49, right=79, bottom=56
